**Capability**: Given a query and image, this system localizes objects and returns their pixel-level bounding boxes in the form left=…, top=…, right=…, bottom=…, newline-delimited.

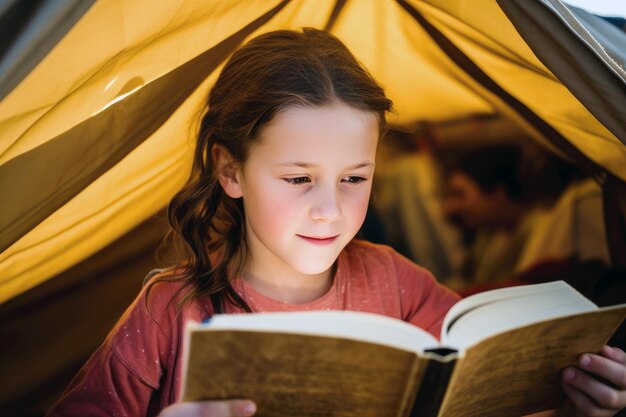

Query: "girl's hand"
left=158, top=399, right=256, bottom=417
left=560, top=345, right=626, bottom=416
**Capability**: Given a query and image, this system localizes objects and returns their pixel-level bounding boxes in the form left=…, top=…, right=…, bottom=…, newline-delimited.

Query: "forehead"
left=251, top=102, right=379, bottom=163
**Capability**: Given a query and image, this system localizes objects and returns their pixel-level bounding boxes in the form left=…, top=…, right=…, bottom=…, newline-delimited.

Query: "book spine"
left=397, top=354, right=425, bottom=417
left=409, top=350, right=457, bottom=417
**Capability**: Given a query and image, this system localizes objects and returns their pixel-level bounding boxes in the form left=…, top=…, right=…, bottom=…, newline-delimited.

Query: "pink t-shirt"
left=47, top=240, right=459, bottom=417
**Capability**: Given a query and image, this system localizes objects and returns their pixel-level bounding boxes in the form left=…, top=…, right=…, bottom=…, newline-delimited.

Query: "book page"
left=441, top=281, right=580, bottom=337
left=442, top=281, right=597, bottom=349
left=437, top=305, right=626, bottom=417
left=198, top=310, right=440, bottom=353
left=182, top=330, right=431, bottom=417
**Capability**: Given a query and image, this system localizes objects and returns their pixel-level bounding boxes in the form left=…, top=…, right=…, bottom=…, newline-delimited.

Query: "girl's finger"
left=600, top=345, right=626, bottom=365
left=578, top=352, right=626, bottom=390
left=563, top=366, right=625, bottom=411
left=201, top=400, right=257, bottom=417
left=561, top=380, right=610, bottom=417
left=161, top=400, right=256, bottom=417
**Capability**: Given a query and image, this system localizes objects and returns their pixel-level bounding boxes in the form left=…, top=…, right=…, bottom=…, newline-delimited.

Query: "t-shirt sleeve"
left=46, top=280, right=179, bottom=417
left=392, top=250, right=461, bottom=340
left=46, top=344, right=156, bottom=417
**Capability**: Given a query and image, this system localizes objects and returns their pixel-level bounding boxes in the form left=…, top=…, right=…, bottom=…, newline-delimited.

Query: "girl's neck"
left=241, top=262, right=336, bottom=304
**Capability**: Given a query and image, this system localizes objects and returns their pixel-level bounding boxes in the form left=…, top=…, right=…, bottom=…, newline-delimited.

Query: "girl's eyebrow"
left=273, top=162, right=375, bottom=169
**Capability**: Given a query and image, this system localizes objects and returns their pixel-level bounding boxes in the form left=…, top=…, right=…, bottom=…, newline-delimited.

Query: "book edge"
left=179, top=319, right=201, bottom=401
left=189, top=310, right=441, bottom=354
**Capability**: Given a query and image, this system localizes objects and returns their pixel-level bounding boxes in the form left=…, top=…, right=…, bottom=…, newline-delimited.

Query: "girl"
left=47, top=28, right=625, bottom=417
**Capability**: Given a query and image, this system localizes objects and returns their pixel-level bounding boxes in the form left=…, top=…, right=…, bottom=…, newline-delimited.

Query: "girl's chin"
left=290, top=240, right=347, bottom=275
left=292, top=258, right=337, bottom=277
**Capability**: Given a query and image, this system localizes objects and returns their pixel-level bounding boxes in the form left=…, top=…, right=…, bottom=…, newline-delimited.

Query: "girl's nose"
left=310, top=186, right=342, bottom=222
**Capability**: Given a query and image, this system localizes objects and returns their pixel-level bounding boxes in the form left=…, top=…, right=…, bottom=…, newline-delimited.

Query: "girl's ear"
left=212, top=144, right=243, bottom=198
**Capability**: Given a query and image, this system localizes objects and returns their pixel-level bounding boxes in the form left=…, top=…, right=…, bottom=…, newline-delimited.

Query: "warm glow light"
left=104, top=77, right=119, bottom=92
left=94, top=86, right=142, bottom=115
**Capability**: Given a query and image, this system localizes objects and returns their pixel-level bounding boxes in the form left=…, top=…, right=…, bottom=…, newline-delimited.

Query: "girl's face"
left=235, top=101, right=379, bottom=281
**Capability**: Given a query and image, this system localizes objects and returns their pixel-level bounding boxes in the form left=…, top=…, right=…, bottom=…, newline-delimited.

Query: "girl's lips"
left=297, top=235, right=338, bottom=245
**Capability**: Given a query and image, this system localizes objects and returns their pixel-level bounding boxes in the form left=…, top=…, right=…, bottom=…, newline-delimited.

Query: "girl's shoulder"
left=139, top=267, right=209, bottom=318
left=108, top=267, right=209, bottom=346
left=142, top=266, right=188, bottom=292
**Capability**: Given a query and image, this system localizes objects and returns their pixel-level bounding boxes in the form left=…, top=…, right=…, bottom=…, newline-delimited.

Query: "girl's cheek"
left=350, top=189, right=372, bottom=219
left=263, top=195, right=293, bottom=217
left=251, top=182, right=295, bottom=219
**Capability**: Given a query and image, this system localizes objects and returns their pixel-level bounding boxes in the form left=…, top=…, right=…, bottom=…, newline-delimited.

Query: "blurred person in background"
left=443, top=144, right=610, bottom=291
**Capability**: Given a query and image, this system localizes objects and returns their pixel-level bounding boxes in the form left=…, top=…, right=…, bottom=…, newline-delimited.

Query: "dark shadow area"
left=0, top=209, right=170, bottom=417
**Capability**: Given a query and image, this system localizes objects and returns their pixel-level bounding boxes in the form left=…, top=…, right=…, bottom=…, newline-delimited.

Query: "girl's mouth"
left=297, top=235, right=339, bottom=245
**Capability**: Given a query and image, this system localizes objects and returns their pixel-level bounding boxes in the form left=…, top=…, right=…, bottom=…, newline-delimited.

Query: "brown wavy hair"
left=152, top=28, right=393, bottom=313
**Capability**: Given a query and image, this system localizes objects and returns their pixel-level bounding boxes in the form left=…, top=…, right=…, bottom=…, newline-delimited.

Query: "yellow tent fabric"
left=1, top=0, right=625, bottom=304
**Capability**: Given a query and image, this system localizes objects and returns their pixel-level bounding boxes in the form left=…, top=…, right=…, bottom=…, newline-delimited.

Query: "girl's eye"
left=342, top=176, right=367, bottom=184
left=284, top=177, right=311, bottom=185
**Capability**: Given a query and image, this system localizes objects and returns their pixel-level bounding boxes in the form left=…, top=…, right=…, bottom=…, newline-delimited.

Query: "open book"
left=180, top=281, right=626, bottom=417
